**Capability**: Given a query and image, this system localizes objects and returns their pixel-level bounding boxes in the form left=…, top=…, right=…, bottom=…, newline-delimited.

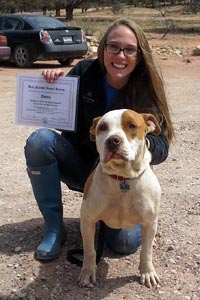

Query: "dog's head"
left=90, top=109, right=160, bottom=176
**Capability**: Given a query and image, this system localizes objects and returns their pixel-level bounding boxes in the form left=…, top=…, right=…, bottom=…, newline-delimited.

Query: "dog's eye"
left=99, top=122, right=108, bottom=131
left=128, top=123, right=136, bottom=129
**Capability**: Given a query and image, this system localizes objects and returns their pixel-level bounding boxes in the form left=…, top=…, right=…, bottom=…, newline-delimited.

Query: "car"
left=0, top=14, right=88, bottom=67
left=0, top=32, right=11, bottom=60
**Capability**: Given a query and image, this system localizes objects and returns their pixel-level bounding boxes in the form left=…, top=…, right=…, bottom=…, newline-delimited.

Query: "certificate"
left=16, top=73, right=79, bottom=131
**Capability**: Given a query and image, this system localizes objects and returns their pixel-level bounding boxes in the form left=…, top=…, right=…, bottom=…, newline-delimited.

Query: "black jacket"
left=62, top=59, right=169, bottom=165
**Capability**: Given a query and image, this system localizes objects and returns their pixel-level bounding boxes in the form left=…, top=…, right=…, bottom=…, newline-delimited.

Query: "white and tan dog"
left=78, top=109, right=161, bottom=288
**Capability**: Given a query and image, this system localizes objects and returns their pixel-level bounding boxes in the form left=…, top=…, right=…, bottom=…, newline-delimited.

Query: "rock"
left=167, top=245, right=175, bottom=251
left=86, top=35, right=93, bottom=42
left=14, top=247, right=22, bottom=253
left=88, top=46, right=98, bottom=53
left=193, top=46, right=200, bottom=55
left=15, top=290, right=27, bottom=299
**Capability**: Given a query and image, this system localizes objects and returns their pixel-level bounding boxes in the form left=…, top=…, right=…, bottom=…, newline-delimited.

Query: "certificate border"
left=16, top=73, right=79, bottom=131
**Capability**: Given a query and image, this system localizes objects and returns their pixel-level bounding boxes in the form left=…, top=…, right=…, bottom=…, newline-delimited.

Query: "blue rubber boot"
left=27, top=162, right=67, bottom=261
left=104, top=225, right=142, bottom=255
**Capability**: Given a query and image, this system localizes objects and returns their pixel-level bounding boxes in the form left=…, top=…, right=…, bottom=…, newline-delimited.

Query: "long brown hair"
left=97, top=18, right=175, bottom=143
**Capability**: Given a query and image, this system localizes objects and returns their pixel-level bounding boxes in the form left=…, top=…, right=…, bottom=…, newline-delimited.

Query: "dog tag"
left=119, top=180, right=130, bottom=192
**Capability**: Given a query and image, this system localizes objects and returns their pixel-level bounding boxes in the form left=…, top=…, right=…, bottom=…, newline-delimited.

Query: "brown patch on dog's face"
left=90, top=116, right=102, bottom=141
left=121, top=110, right=161, bottom=140
left=121, top=110, right=147, bottom=141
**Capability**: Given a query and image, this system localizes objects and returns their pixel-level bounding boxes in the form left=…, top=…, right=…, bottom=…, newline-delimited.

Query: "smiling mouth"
left=112, top=63, right=127, bottom=69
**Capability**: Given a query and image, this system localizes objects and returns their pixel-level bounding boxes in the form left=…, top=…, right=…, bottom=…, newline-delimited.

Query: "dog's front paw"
left=78, top=266, right=97, bottom=287
left=140, top=269, right=160, bottom=288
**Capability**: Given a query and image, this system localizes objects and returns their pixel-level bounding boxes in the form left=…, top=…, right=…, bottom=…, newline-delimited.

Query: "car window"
left=14, top=20, right=23, bottom=30
left=25, top=16, right=67, bottom=29
left=3, top=19, right=14, bottom=30
left=2, top=17, right=23, bottom=30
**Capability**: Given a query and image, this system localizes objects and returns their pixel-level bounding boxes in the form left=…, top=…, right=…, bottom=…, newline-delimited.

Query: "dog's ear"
left=142, top=113, right=161, bottom=136
left=90, top=116, right=101, bottom=141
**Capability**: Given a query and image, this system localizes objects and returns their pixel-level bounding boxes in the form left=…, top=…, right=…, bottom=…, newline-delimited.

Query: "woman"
left=25, top=18, right=174, bottom=261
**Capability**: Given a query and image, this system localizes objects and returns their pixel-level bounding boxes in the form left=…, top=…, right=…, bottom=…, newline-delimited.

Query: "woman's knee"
left=104, top=225, right=142, bottom=255
left=24, top=128, right=57, bottom=166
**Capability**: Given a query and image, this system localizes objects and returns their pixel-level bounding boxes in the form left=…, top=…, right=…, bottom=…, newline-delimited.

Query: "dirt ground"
left=0, top=32, right=199, bottom=300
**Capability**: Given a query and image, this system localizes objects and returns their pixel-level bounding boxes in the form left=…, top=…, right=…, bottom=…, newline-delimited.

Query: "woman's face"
left=104, top=24, right=139, bottom=89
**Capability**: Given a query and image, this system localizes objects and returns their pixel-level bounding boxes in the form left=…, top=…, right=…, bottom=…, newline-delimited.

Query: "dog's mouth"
left=103, top=150, right=127, bottom=163
left=103, top=136, right=129, bottom=163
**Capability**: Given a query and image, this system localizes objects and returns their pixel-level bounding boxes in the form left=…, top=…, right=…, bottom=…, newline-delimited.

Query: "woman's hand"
left=147, top=120, right=156, bottom=133
left=146, top=120, right=156, bottom=149
left=42, top=69, right=65, bottom=83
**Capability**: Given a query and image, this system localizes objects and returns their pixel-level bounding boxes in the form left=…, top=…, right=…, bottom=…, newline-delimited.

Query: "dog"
left=78, top=109, right=161, bottom=288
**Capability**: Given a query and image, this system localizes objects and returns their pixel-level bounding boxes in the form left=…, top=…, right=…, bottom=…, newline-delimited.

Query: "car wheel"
left=58, top=58, right=74, bottom=66
left=13, top=44, right=33, bottom=68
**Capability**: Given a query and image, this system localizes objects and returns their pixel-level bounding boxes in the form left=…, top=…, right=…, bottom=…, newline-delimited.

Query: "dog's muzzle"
left=106, top=135, right=123, bottom=153
left=103, top=135, right=128, bottom=163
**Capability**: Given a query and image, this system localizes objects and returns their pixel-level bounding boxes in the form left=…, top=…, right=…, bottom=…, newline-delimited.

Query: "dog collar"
left=109, top=174, right=131, bottom=181
left=109, top=174, right=130, bottom=192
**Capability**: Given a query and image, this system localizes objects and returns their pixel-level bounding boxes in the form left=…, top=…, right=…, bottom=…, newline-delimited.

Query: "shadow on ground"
left=0, top=218, right=140, bottom=300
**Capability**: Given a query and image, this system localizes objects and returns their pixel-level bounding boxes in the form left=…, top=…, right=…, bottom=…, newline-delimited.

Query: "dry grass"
left=56, top=5, right=200, bottom=40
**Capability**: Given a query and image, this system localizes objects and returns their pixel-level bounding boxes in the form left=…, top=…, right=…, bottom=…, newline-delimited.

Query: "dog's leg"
left=78, top=218, right=97, bottom=287
left=139, top=220, right=160, bottom=288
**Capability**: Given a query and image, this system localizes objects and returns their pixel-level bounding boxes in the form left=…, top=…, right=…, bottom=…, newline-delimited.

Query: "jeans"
left=25, top=128, right=141, bottom=254
left=25, top=128, right=94, bottom=192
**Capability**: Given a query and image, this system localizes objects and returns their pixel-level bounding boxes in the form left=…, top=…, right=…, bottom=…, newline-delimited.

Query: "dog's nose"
left=106, top=135, right=122, bottom=152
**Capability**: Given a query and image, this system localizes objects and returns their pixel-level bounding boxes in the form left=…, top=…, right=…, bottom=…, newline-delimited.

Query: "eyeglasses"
left=105, top=43, right=138, bottom=57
